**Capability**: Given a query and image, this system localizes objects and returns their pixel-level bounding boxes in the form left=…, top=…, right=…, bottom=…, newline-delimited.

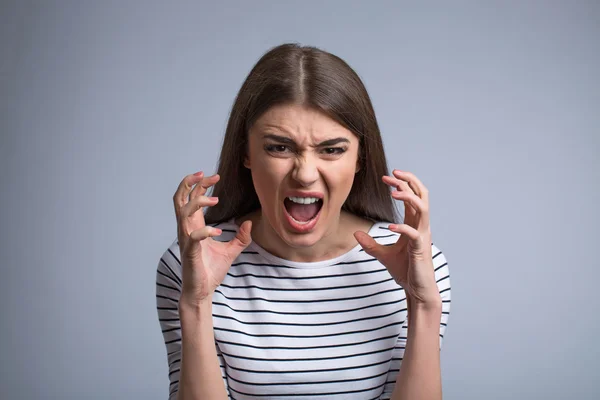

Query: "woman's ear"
left=244, top=156, right=251, bottom=169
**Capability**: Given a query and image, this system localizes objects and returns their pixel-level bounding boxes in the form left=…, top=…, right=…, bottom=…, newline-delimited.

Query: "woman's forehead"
left=251, top=104, right=356, bottom=143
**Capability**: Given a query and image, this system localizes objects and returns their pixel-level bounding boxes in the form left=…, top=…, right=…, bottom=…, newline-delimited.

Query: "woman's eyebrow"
left=317, top=137, right=350, bottom=147
left=262, top=134, right=350, bottom=147
left=263, top=134, right=296, bottom=146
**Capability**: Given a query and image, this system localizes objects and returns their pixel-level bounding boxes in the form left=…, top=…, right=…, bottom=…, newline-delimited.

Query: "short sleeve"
left=155, top=241, right=230, bottom=399
left=379, top=243, right=451, bottom=399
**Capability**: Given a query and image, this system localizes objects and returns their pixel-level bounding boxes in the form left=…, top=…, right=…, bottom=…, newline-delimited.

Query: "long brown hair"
left=204, top=43, right=399, bottom=224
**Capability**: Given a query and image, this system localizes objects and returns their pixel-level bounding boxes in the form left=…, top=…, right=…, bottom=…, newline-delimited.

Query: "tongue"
left=285, top=199, right=320, bottom=222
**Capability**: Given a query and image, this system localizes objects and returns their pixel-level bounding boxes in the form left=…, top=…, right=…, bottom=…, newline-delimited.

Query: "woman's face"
left=245, top=103, right=360, bottom=248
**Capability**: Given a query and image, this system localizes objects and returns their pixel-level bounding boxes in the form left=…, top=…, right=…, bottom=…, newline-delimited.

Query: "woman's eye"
left=322, top=147, right=346, bottom=155
left=266, top=145, right=290, bottom=153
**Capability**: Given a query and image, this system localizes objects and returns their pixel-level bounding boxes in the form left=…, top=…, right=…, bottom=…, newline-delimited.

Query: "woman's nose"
left=292, top=157, right=319, bottom=187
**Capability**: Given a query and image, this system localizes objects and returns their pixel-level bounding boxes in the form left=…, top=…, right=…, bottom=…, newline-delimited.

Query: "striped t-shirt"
left=156, top=219, right=451, bottom=399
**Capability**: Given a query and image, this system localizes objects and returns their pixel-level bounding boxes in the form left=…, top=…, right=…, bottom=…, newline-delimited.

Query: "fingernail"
left=209, top=197, right=218, bottom=201
left=194, top=171, right=203, bottom=176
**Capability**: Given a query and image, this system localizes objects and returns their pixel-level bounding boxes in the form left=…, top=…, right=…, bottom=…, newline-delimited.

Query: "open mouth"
left=283, top=196, right=323, bottom=232
left=284, top=197, right=323, bottom=223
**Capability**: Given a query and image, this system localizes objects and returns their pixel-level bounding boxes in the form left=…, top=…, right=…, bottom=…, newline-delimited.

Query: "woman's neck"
left=237, top=209, right=373, bottom=263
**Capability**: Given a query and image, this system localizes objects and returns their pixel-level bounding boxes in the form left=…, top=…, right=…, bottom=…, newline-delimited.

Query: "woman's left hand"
left=355, top=169, right=441, bottom=308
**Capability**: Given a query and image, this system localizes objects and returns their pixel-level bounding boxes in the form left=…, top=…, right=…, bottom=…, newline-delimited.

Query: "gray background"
left=1, top=0, right=598, bottom=399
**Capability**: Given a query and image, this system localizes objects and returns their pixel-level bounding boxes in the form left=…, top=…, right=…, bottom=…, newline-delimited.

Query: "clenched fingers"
left=392, top=170, right=429, bottom=203
left=180, top=195, right=219, bottom=220
left=173, top=172, right=221, bottom=218
left=188, top=226, right=223, bottom=243
left=189, top=173, right=220, bottom=202
left=183, top=226, right=223, bottom=258
left=390, top=190, right=427, bottom=215
left=174, top=172, right=205, bottom=217
left=382, top=175, right=413, bottom=194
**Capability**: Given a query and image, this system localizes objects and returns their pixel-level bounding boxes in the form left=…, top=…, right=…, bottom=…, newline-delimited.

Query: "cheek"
left=324, top=162, right=358, bottom=197
left=250, top=158, right=288, bottom=202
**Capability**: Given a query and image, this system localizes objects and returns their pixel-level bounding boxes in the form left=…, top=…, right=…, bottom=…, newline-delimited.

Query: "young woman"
left=156, top=43, right=451, bottom=400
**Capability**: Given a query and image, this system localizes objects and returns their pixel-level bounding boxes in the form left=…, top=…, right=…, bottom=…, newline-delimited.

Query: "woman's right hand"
left=173, top=171, right=253, bottom=306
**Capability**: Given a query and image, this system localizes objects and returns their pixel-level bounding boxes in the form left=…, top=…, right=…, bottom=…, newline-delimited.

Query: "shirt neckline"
left=228, top=218, right=382, bottom=269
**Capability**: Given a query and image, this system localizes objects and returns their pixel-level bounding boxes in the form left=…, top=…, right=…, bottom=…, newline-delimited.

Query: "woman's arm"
left=380, top=243, right=450, bottom=400
left=156, top=246, right=231, bottom=400
left=177, top=296, right=228, bottom=400
left=390, top=297, right=443, bottom=400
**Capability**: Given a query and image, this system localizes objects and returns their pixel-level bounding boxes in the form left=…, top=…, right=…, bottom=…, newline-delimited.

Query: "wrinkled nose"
left=292, top=157, right=319, bottom=187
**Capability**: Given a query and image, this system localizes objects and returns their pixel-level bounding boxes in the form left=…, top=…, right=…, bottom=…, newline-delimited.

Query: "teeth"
left=287, top=196, right=320, bottom=204
left=290, top=216, right=311, bottom=224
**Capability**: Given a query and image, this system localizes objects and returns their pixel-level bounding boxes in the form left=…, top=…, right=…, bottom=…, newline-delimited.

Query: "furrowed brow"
left=316, top=138, right=350, bottom=147
left=262, top=134, right=350, bottom=147
left=263, top=134, right=297, bottom=146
